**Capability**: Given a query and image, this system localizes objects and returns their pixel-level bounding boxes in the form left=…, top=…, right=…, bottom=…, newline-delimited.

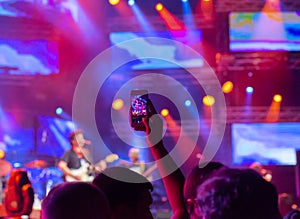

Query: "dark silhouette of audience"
left=184, top=162, right=226, bottom=219
left=41, top=182, right=111, bottom=219
left=92, top=166, right=154, bottom=219
left=40, top=99, right=287, bottom=219
left=196, top=167, right=282, bottom=219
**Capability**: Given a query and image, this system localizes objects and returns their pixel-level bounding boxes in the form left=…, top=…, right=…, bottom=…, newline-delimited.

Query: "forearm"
left=58, top=161, right=76, bottom=178
left=149, top=141, right=189, bottom=219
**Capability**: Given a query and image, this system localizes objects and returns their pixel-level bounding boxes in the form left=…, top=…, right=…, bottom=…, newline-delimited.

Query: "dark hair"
left=41, top=182, right=111, bottom=219
left=184, top=162, right=225, bottom=217
left=184, top=161, right=225, bottom=200
left=69, top=129, right=83, bottom=145
left=196, top=168, right=282, bottom=219
left=92, top=166, right=153, bottom=209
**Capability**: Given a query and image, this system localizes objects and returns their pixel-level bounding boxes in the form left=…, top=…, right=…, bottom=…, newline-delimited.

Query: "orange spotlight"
left=266, top=96, right=281, bottom=122
left=109, top=0, right=120, bottom=5
left=155, top=3, right=163, bottom=11
left=200, top=0, right=213, bottom=19
left=161, top=108, right=169, bottom=117
left=0, top=149, right=4, bottom=159
left=273, top=94, right=282, bottom=103
left=112, top=99, right=124, bottom=110
left=222, top=81, right=234, bottom=94
left=156, top=4, right=185, bottom=30
left=203, top=95, right=215, bottom=106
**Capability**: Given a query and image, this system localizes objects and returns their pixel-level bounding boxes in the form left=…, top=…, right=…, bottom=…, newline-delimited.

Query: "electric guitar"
left=65, top=154, right=120, bottom=182
left=65, top=162, right=93, bottom=182
left=142, top=163, right=157, bottom=181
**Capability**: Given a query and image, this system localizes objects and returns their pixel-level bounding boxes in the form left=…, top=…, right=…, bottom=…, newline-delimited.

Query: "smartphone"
left=130, top=90, right=149, bottom=130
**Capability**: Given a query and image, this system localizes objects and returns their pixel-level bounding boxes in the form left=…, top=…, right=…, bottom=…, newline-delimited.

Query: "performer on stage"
left=119, top=148, right=147, bottom=174
left=119, top=148, right=156, bottom=181
left=58, top=129, right=94, bottom=182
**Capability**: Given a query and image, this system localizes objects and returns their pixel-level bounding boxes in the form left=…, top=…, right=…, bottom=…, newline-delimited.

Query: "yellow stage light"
left=112, top=99, right=124, bottom=110
left=273, top=94, right=282, bottom=103
left=203, top=95, right=215, bottom=106
left=156, top=3, right=163, bottom=11
left=222, top=81, right=233, bottom=93
left=109, top=0, right=120, bottom=6
left=160, top=108, right=169, bottom=117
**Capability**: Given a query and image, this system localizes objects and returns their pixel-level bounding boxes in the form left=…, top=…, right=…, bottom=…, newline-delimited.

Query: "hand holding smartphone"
left=130, top=90, right=149, bottom=131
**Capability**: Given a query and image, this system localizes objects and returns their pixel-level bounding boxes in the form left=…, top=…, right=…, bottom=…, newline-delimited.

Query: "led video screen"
left=229, top=12, right=300, bottom=52
left=0, top=38, right=59, bottom=75
left=0, top=112, right=34, bottom=160
left=109, top=30, right=204, bottom=70
left=232, top=123, right=300, bottom=165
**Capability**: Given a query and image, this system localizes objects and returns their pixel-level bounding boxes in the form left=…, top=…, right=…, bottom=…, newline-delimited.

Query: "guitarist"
left=119, top=148, right=156, bottom=181
left=58, top=130, right=94, bottom=182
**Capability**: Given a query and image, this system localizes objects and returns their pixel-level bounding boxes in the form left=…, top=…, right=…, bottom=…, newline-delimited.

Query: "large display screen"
left=232, top=123, right=300, bottom=165
left=109, top=30, right=204, bottom=70
left=0, top=112, right=34, bottom=162
left=229, top=12, right=300, bottom=52
left=0, top=39, right=59, bottom=75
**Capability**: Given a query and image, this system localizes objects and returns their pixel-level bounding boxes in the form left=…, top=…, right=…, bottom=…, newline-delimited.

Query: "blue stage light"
left=56, top=107, right=63, bottom=115
left=128, top=0, right=135, bottom=6
left=185, top=100, right=191, bottom=106
left=246, top=86, right=254, bottom=94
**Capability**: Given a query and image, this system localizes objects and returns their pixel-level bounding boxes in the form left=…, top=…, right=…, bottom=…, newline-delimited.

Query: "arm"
left=142, top=103, right=189, bottom=219
left=58, top=160, right=81, bottom=181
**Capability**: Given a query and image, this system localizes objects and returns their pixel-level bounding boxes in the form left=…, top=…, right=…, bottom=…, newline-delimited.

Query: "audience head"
left=196, top=168, right=281, bottom=219
left=41, top=182, right=111, bottom=219
left=278, top=193, right=294, bottom=216
left=278, top=192, right=300, bottom=218
left=184, top=161, right=225, bottom=219
left=92, top=166, right=154, bottom=219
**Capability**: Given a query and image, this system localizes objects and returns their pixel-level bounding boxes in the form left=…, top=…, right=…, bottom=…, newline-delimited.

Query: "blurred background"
left=0, top=0, right=300, bottom=215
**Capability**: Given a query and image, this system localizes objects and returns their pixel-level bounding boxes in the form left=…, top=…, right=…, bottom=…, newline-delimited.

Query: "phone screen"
left=130, top=90, right=148, bottom=128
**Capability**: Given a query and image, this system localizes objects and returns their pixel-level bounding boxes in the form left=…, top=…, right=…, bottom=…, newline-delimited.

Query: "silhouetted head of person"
left=278, top=193, right=294, bottom=217
left=278, top=192, right=300, bottom=219
left=41, top=182, right=111, bottom=219
left=196, top=168, right=282, bottom=219
left=184, top=162, right=225, bottom=219
left=93, top=166, right=154, bottom=219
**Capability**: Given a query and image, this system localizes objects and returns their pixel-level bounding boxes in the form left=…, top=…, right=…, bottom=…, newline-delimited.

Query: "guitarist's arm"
left=58, top=160, right=81, bottom=181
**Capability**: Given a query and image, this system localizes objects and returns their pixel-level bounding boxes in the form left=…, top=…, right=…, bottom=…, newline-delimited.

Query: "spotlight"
left=112, top=99, right=124, bottom=110
left=56, top=107, right=63, bottom=115
left=182, top=0, right=188, bottom=2
left=128, top=0, right=135, bottom=6
left=185, top=100, right=191, bottom=107
left=155, top=3, right=163, bottom=11
left=203, top=95, right=215, bottom=106
left=246, top=86, right=254, bottom=94
left=160, top=108, right=169, bottom=117
left=109, top=0, right=120, bottom=6
left=13, top=163, right=22, bottom=168
left=222, top=81, right=233, bottom=93
left=0, top=149, right=5, bottom=159
left=273, top=94, right=282, bottom=102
